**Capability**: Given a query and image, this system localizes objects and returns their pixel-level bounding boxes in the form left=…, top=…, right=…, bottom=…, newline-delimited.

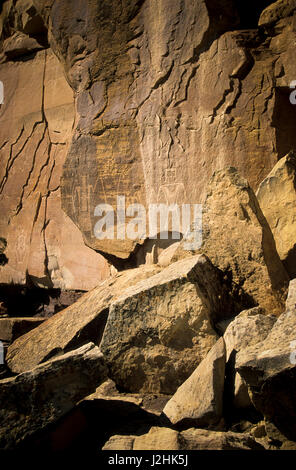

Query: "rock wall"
left=0, top=2, right=110, bottom=290
left=1, top=0, right=296, bottom=286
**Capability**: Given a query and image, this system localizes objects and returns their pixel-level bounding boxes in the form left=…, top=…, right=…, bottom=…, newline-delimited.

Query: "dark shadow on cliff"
left=272, top=88, right=296, bottom=160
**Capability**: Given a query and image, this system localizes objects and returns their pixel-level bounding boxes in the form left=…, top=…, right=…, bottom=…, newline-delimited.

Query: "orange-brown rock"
left=6, top=265, right=159, bottom=374
left=0, top=47, right=110, bottom=289
left=173, top=167, right=289, bottom=316
left=256, top=152, right=296, bottom=278
left=1, top=0, right=296, bottom=280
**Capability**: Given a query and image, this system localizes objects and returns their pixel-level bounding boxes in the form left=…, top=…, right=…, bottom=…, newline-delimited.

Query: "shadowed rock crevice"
left=272, top=87, right=296, bottom=160
left=233, top=0, right=276, bottom=29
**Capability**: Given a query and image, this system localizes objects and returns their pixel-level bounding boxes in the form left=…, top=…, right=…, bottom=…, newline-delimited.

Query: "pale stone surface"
left=224, top=307, right=277, bottom=409
left=286, top=279, right=296, bottom=311
left=7, top=265, right=159, bottom=374
left=3, top=32, right=43, bottom=59
left=133, top=427, right=180, bottom=451
left=256, top=152, right=296, bottom=278
left=0, top=317, right=44, bottom=342
left=101, top=256, right=238, bottom=393
left=259, top=0, right=296, bottom=26
left=0, top=343, right=108, bottom=450
left=174, top=167, right=289, bottom=316
left=163, top=338, right=225, bottom=427
left=236, top=309, right=296, bottom=441
left=102, top=435, right=136, bottom=450
left=102, top=426, right=265, bottom=450
left=224, top=308, right=277, bottom=363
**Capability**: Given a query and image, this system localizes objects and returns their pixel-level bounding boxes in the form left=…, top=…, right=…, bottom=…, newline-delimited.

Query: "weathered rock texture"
left=102, top=426, right=265, bottom=450
left=101, top=255, right=237, bottom=394
left=174, top=167, right=289, bottom=316
left=236, top=308, right=296, bottom=441
left=1, top=0, right=296, bottom=280
left=286, top=279, right=296, bottom=311
left=223, top=307, right=276, bottom=408
left=0, top=45, right=110, bottom=289
left=163, top=337, right=226, bottom=427
left=6, top=265, right=159, bottom=374
left=0, top=342, right=108, bottom=450
left=256, top=151, right=296, bottom=278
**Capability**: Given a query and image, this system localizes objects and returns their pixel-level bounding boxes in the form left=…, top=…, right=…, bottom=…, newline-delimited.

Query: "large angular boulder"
left=102, top=426, right=264, bottom=450
left=256, top=152, right=296, bottom=278
left=100, top=255, right=238, bottom=394
left=174, top=167, right=289, bottom=316
left=223, top=307, right=277, bottom=408
left=163, top=338, right=225, bottom=427
left=236, top=308, right=296, bottom=441
left=259, top=0, right=296, bottom=27
left=0, top=343, right=107, bottom=450
left=6, top=265, right=159, bottom=374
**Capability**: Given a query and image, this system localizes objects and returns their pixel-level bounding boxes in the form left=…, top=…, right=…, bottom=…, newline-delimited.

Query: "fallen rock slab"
left=259, top=0, right=296, bottom=27
left=163, top=338, right=225, bottom=427
left=6, top=265, right=159, bottom=374
left=173, top=167, right=289, bottom=316
left=256, top=151, right=296, bottom=278
left=102, top=426, right=265, bottom=450
left=236, top=309, right=296, bottom=441
left=223, top=307, right=277, bottom=408
left=101, top=255, right=234, bottom=393
left=0, top=342, right=107, bottom=450
left=0, top=317, right=44, bottom=343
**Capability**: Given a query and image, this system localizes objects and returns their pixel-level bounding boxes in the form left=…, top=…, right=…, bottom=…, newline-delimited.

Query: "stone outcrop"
left=174, top=167, right=289, bottom=316
left=6, top=265, right=159, bottom=374
left=102, top=426, right=265, bottom=450
left=0, top=343, right=107, bottom=450
left=1, top=0, right=296, bottom=279
left=100, top=255, right=237, bottom=393
left=163, top=338, right=225, bottom=428
left=1, top=0, right=296, bottom=453
left=54, top=0, right=296, bottom=263
left=286, top=279, right=296, bottom=311
left=223, top=307, right=277, bottom=409
left=259, top=0, right=296, bottom=27
left=0, top=45, right=110, bottom=290
left=256, top=152, right=296, bottom=278
left=236, top=307, right=296, bottom=441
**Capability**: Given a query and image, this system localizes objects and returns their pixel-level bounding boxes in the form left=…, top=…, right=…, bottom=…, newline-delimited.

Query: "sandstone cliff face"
left=1, top=0, right=296, bottom=286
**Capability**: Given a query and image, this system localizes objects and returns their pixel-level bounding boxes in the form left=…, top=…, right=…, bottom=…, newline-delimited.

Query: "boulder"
left=259, top=0, right=296, bottom=27
left=3, top=32, right=43, bottom=59
left=236, top=309, right=296, bottom=441
left=163, top=338, right=225, bottom=427
left=256, top=151, right=296, bottom=278
left=286, top=279, right=296, bottom=311
left=100, top=255, right=237, bottom=393
left=0, top=342, right=107, bottom=450
left=102, top=426, right=264, bottom=450
left=223, top=307, right=277, bottom=408
left=174, top=167, right=289, bottom=316
left=0, top=317, right=44, bottom=343
left=224, top=308, right=277, bottom=363
left=6, top=265, right=159, bottom=374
